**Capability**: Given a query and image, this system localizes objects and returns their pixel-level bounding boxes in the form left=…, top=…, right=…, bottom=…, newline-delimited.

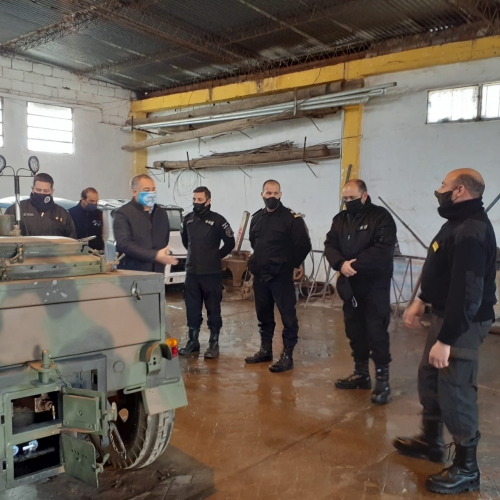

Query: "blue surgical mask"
left=138, top=191, right=156, bottom=208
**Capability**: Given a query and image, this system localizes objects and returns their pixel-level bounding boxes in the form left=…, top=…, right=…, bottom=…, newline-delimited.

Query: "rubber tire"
left=93, top=392, right=175, bottom=470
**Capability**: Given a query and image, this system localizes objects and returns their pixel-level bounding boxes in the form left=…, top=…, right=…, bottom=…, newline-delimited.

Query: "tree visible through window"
left=27, top=102, right=74, bottom=154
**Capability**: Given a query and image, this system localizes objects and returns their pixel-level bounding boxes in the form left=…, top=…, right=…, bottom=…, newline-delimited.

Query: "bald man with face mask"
left=394, top=169, right=497, bottom=495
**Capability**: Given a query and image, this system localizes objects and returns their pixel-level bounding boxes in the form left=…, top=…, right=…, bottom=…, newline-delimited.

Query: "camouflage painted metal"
left=0, top=236, right=187, bottom=491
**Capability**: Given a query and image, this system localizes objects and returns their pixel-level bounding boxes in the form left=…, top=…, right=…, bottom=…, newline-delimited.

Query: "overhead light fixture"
left=28, top=156, right=40, bottom=174
left=0, top=155, right=6, bottom=175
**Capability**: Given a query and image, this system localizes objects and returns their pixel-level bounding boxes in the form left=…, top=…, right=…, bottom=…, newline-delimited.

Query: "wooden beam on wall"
left=151, top=145, right=340, bottom=170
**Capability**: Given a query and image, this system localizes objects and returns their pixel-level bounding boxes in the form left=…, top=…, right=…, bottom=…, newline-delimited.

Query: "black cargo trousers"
left=343, top=286, right=392, bottom=366
left=418, top=315, right=492, bottom=446
left=253, top=271, right=298, bottom=348
left=184, top=272, right=223, bottom=333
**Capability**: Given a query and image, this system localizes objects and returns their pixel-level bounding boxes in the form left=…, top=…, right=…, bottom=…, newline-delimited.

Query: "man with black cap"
left=324, top=179, right=397, bottom=405
left=394, top=168, right=497, bottom=495
left=178, top=186, right=235, bottom=359
left=244, top=179, right=311, bottom=373
left=5, top=172, right=76, bottom=238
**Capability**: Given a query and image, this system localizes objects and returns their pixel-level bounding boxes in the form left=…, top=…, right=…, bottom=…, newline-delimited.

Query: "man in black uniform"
left=113, top=174, right=178, bottom=273
left=178, top=186, right=235, bottom=359
left=324, top=179, right=397, bottom=405
left=394, top=168, right=497, bottom=495
left=69, top=187, right=105, bottom=251
left=245, top=180, right=311, bottom=373
left=5, top=173, right=76, bottom=238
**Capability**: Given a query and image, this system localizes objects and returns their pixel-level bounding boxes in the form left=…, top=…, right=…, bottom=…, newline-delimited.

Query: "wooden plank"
left=151, top=145, right=340, bottom=171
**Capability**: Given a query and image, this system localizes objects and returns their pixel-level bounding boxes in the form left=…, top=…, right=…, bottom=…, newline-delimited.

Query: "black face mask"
left=84, top=203, right=98, bottom=212
left=264, top=197, right=280, bottom=210
left=193, top=202, right=210, bottom=215
left=30, top=192, right=54, bottom=212
left=345, top=198, right=363, bottom=215
left=434, top=190, right=454, bottom=208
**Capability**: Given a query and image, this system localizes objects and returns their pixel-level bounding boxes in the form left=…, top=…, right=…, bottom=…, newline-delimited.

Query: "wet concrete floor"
left=3, top=291, right=500, bottom=500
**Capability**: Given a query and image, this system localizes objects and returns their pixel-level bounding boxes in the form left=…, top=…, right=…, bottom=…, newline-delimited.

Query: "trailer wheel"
left=92, top=391, right=175, bottom=469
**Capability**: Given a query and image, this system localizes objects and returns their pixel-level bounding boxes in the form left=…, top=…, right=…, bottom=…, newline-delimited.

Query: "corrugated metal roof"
left=0, top=0, right=498, bottom=95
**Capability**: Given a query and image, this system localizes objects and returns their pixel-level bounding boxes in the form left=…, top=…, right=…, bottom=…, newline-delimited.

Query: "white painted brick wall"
left=12, top=80, right=32, bottom=94
left=43, top=76, right=63, bottom=88
left=12, top=59, right=32, bottom=72
left=32, top=63, right=52, bottom=76
left=23, top=72, right=44, bottom=85
left=0, top=54, right=133, bottom=126
left=0, top=54, right=134, bottom=201
left=0, top=77, right=12, bottom=90
left=3, top=67, right=24, bottom=81
left=62, top=79, right=81, bottom=92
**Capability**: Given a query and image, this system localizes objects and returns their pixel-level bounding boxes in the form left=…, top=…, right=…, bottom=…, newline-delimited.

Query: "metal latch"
left=10, top=244, right=24, bottom=264
left=131, top=281, right=141, bottom=300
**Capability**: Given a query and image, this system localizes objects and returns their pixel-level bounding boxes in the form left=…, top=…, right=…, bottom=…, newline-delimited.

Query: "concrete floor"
left=3, top=290, right=500, bottom=500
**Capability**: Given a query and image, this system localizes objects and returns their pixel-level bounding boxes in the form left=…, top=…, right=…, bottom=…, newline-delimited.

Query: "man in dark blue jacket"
left=113, top=174, right=178, bottom=273
left=178, top=186, right=235, bottom=359
left=69, top=187, right=105, bottom=251
left=325, top=179, right=397, bottom=405
left=394, top=169, right=497, bottom=495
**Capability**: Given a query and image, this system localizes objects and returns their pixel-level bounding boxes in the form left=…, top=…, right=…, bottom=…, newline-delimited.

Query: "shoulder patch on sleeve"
left=289, top=208, right=302, bottom=218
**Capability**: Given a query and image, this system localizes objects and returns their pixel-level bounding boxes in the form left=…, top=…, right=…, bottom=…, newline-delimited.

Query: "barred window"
left=27, top=102, right=74, bottom=154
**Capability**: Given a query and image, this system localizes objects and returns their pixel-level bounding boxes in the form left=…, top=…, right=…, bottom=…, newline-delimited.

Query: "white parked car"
left=99, top=199, right=187, bottom=286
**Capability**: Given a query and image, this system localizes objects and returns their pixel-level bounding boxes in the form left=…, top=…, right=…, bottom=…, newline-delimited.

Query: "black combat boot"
left=370, top=365, right=391, bottom=405
left=393, top=420, right=445, bottom=462
left=269, top=346, right=294, bottom=373
left=335, top=359, right=371, bottom=389
left=179, top=328, right=200, bottom=356
left=245, top=343, right=273, bottom=364
left=204, top=330, right=220, bottom=359
left=426, top=443, right=480, bottom=494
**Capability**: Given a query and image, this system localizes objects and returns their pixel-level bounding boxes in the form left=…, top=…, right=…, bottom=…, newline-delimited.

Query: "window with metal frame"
left=427, top=85, right=479, bottom=123
left=27, top=102, right=74, bottom=154
left=0, top=99, right=3, bottom=148
left=427, top=82, right=500, bottom=123
left=481, top=82, right=500, bottom=120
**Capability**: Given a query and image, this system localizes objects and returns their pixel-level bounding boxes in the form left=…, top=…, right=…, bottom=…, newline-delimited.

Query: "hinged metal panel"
left=61, top=434, right=100, bottom=488
left=62, top=388, right=105, bottom=433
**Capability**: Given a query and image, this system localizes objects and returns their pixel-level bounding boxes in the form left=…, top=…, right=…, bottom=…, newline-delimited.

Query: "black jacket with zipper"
left=181, top=209, right=235, bottom=275
left=248, top=202, right=312, bottom=281
left=419, top=197, right=497, bottom=346
left=324, top=197, right=397, bottom=296
left=113, top=200, right=170, bottom=273
left=5, top=199, right=77, bottom=238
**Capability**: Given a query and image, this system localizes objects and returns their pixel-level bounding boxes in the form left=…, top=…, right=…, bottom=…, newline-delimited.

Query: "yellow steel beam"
left=130, top=112, right=148, bottom=176
left=131, top=35, right=500, bottom=114
left=341, top=104, right=363, bottom=192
